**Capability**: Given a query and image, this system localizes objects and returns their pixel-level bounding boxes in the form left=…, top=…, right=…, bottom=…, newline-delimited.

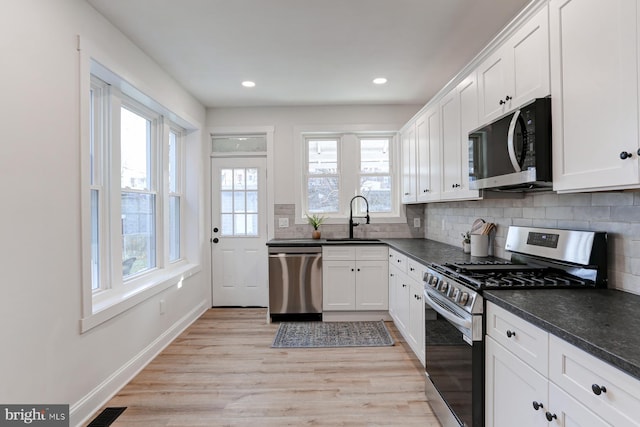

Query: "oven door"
left=424, top=289, right=484, bottom=427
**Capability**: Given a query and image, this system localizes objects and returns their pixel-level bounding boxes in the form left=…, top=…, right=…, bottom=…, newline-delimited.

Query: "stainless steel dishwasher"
left=268, top=246, right=322, bottom=321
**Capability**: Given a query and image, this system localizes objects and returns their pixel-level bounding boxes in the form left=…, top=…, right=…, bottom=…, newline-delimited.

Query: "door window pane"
left=219, top=167, right=260, bottom=236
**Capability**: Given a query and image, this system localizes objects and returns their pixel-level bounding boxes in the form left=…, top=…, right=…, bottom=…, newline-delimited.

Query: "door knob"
left=213, top=227, right=219, bottom=233
left=211, top=237, right=219, bottom=243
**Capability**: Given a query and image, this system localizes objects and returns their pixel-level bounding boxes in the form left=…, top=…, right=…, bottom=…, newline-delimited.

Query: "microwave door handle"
left=423, top=289, right=472, bottom=330
left=507, top=109, right=523, bottom=172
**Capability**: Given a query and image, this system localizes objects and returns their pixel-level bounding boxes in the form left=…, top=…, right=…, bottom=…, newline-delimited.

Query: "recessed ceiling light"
left=241, top=81, right=256, bottom=88
left=373, top=77, right=388, bottom=85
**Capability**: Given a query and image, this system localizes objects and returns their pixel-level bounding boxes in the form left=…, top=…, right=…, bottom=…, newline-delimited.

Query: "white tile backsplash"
left=425, top=190, right=640, bottom=295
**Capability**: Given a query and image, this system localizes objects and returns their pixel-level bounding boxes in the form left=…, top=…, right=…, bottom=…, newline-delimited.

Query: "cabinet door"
left=416, top=107, right=441, bottom=202
left=508, top=6, right=550, bottom=110
left=478, top=48, right=512, bottom=123
left=550, top=0, right=640, bottom=192
left=401, top=124, right=417, bottom=203
left=408, top=281, right=425, bottom=364
left=479, top=6, right=550, bottom=125
left=388, top=266, right=399, bottom=320
left=440, top=89, right=462, bottom=198
left=395, top=271, right=411, bottom=332
left=355, top=260, right=388, bottom=310
left=485, top=336, right=548, bottom=427
left=457, top=73, right=481, bottom=200
left=322, top=260, right=355, bottom=311
left=548, top=383, right=612, bottom=427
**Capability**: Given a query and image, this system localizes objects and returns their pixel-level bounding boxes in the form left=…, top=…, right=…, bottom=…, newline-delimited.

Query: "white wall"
left=0, top=1, right=208, bottom=425
left=207, top=105, right=421, bottom=204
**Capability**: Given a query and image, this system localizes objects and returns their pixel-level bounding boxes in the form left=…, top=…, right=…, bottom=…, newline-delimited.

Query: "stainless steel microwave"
left=469, top=97, right=552, bottom=191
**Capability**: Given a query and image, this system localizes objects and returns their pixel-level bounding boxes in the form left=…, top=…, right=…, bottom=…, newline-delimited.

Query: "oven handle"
left=423, top=289, right=472, bottom=330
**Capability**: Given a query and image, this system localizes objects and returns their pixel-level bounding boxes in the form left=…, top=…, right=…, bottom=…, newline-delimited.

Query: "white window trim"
left=293, top=125, right=406, bottom=225
left=79, top=36, right=200, bottom=333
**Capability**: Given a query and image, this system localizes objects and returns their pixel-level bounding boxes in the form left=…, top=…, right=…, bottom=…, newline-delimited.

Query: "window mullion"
left=109, top=91, right=124, bottom=288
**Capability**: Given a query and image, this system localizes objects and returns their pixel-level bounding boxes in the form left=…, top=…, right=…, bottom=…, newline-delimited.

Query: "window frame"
left=80, top=51, right=198, bottom=332
left=295, top=128, right=403, bottom=224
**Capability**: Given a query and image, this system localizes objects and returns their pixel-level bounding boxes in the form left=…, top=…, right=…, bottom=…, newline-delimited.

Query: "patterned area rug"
left=272, top=320, right=394, bottom=348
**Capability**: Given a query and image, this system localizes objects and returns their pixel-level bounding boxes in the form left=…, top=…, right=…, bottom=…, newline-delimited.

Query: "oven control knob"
left=430, top=277, right=439, bottom=288
left=439, top=282, right=449, bottom=293
left=459, top=292, right=469, bottom=305
left=451, top=288, right=460, bottom=301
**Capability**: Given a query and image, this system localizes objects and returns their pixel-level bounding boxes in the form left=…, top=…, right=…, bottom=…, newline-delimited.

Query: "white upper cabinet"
left=550, top=0, right=640, bottom=192
left=440, top=73, right=481, bottom=201
left=478, top=6, right=550, bottom=125
left=400, top=124, right=417, bottom=203
left=416, top=106, right=441, bottom=202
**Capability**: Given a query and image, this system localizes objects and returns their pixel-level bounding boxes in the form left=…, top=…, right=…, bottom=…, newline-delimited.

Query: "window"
left=306, top=138, right=339, bottom=213
left=300, top=132, right=397, bottom=220
left=359, top=138, right=392, bottom=213
left=83, top=64, right=191, bottom=330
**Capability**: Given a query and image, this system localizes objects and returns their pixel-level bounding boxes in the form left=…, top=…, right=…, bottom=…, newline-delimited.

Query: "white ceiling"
left=87, top=0, right=532, bottom=108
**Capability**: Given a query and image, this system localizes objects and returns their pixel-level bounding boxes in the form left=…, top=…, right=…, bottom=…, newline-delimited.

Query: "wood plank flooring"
left=91, top=308, right=440, bottom=426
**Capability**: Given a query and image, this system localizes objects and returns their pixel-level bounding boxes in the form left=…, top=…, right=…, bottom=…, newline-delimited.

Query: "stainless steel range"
left=423, top=226, right=607, bottom=427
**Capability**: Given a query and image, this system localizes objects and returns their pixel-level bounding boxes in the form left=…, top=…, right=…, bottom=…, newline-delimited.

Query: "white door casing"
left=211, top=156, right=268, bottom=307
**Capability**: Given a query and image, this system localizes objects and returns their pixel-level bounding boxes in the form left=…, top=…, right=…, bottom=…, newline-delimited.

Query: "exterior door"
left=211, top=157, right=268, bottom=306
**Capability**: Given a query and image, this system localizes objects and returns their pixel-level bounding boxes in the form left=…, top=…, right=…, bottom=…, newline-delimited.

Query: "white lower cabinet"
left=388, top=248, right=426, bottom=366
left=486, top=302, right=640, bottom=427
left=322, top=245, right=388, bottom=312
left=486, top=335, right=548, bottom=427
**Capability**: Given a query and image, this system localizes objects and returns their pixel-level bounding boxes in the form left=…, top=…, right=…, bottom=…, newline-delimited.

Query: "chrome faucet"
left=349, top=195, right=370, bottom=238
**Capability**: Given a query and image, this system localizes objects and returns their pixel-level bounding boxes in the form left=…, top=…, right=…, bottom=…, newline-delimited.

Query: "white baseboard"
left=70, top=300, right=208, bottom=427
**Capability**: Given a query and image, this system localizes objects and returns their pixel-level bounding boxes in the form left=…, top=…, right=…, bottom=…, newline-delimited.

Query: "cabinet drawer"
left=549, top=335, right=640, bottom=426
left=486, top=302, right=548, bottom=375
left=406, top=258, right=426, bottom=283
left=323, top=246, right=356, bottom=261
left=388, top=248, right=407, bottom=273
left=355, top=245, right=388, bottom=261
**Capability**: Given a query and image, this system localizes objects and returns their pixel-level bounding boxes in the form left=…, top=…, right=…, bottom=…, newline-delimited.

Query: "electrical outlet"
left=278, top=218, right=289, bottom=228
left=413, top=218, right=421, bottom=228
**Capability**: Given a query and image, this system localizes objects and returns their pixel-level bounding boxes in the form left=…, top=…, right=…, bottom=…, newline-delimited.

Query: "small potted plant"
left=461, top=231, right=471, bottom=253
left=306, top=213, right=326, bottom=239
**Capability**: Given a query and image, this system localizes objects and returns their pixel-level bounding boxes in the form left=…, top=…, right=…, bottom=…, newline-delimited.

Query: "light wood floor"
left=92, top=308, right=440, bottom=426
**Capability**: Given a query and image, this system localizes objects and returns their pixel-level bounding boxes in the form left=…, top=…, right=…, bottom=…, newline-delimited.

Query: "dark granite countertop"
left=379, top=238, right=503, bottom=265
left=484, top=289, right=640, bottom=381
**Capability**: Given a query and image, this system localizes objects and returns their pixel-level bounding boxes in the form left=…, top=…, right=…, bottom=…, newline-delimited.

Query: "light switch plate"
left=413, top=218, right=421, bottom=228
left=278, top=218, right=289, bottom=228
